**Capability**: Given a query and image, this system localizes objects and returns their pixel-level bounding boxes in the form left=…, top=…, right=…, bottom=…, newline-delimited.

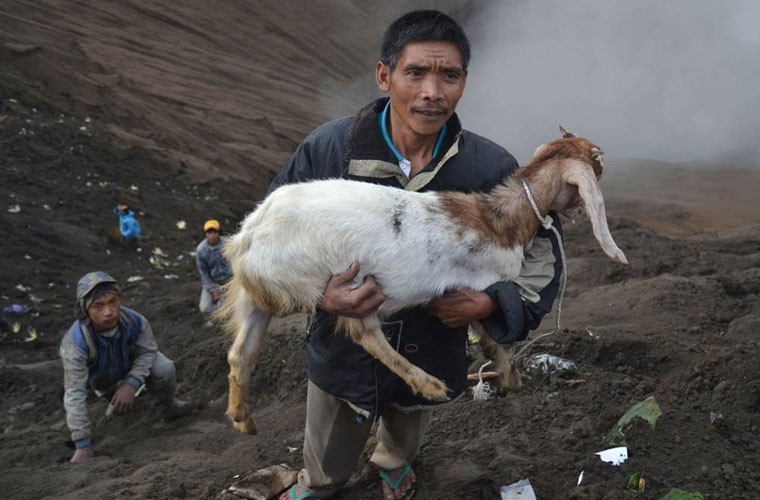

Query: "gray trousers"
left=199, top=288, right=218, bottom=314
left=297, top=381, right=433, bottom=498
left=145, top=351, right=180, bottom=416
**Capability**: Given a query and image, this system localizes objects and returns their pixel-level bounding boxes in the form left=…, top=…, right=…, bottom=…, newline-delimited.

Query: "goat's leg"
left=226, top=303, right=272, bottom=434
left=340, top=317, right=449, bottom=401
left=471, top=322, right=522, bottom=394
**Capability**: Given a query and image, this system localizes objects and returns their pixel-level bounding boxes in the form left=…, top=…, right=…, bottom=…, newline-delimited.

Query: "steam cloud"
left=460, top=0, right=760, bottom=168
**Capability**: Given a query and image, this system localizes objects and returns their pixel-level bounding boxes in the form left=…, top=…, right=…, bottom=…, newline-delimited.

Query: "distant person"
left=59, top=271, right=194, bottom=463
left=267, top=10, right=562, bottom=500
left=195, top=219, right=233, bottom=315
left=113, top=203, right=142, bottom=247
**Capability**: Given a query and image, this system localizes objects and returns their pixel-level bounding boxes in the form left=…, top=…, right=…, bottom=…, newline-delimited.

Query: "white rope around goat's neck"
left=514, top=180, right=568, bottom=361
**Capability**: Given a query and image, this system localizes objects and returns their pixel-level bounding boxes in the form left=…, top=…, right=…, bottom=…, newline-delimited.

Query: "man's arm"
left=195, top=246, right=218, bottom=292
left=479, top=218, right=563, bottom=343
left=59, top=330, right=94, bottom=456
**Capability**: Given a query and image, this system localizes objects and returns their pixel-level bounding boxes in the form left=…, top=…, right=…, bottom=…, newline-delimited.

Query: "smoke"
left=460, top=0, right=760, bottom=168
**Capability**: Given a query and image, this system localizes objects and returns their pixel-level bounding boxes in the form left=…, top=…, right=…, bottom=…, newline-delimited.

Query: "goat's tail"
left=214, top=276, right=247, bottom=338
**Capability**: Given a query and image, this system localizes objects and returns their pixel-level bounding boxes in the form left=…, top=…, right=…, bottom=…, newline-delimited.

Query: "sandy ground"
left=2, top=2, right=760, bottom=499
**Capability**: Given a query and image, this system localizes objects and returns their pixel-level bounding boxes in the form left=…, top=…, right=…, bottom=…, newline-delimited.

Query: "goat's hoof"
left=419, top=377, right=450, bottom=402
left=232, top=416, right=258, bottom=435
left=497, top=368, right=524, bottom=394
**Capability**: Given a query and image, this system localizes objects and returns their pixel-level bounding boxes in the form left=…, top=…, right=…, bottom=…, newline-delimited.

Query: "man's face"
left=376, top=41, right=467, bottom=139
left=205, top=229, right=220, bottom=245
left=87, top=292, right=122, bottom=332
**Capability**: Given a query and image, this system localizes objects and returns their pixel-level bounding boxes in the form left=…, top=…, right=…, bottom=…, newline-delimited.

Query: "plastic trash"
left=500, top=479, right=537, bottom=500
left=3, top=304, right=31, bottom=315
left=523, top=353, right=577, bottom=375
left=603, top=396, right=662, bottom=446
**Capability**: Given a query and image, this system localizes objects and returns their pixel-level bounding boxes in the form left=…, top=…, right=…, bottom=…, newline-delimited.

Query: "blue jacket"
left=116, top=209, right=141, bottom=239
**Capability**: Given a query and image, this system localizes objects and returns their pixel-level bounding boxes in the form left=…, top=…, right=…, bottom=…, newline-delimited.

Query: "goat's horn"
left=562, top=164, right=628, bottom=265
left=590, top=146, right=604, bottom=159
left=559, top=125, right=577, bottom=138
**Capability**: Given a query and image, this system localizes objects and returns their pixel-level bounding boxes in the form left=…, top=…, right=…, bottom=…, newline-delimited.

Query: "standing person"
left=195, top=219, right=233, bottom=315
left=59, top=271, right=194, bottom=463
left=270, top=10, right=563, bottom=500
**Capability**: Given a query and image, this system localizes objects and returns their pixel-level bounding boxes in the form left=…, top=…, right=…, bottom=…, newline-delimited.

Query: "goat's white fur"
left=219, top=130, right=628, bottom=434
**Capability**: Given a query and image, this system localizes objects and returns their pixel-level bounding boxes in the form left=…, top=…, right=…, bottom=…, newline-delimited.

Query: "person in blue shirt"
left=114, top=203, right=141, bottom=245
left=195, top=219, right=233, bottom=315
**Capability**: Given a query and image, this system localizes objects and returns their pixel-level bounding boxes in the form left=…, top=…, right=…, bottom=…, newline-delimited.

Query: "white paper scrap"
left=595, top=446, right=628, bottom=466
left=500, top=479, right=537, bottom=500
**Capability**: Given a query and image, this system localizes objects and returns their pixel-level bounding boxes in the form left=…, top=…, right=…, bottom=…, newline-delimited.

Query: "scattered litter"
left=163, top=274, right=179, bottom=280
left=7, top=205, right=21, bottom=213
left=500, top=479, right=537, bottom=500
left=3, top=304, right=32, bottom=315
left=43, top=204, right=51, bottom=211
left=286, top=446, right=298, bottom=453
left=595, top=446, right=628, bottom=466
left=126, top=275, right=144, bottom=283
left=523, top=353, right=577, bottom=376
left=130, top=184, right=139, bottom=191
left=709, top=411, right=723, bottom=424
left=12, top=322, right=21, bottom=333
left=627, top=472, right=646, bottom=492
left=149, top=248, right=172, bottom=269
left=15, top=284, right=31, bottom=293
left=224, top=463, right=298, bottom=500
left=661, top=488, right=704, bottom=500
left=577, top=470, right=584, bottom=486
left=29, top=294, right=43, bottom=304
left=24, top=254, right=32, bottom=260
left=603, top=396, right=662, bottom=446
left=175, top=220, right=187, bottom=230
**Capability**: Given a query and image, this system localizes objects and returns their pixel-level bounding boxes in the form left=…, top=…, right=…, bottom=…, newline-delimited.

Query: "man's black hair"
left=380, top=10, right=471, bottom=70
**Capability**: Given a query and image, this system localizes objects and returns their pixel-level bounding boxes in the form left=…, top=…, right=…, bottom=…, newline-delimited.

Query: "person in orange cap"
left=195, top=219, right=233, bottom=315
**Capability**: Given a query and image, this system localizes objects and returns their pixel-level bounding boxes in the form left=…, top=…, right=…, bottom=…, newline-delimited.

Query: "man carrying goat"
left=264, top=10, right=563, bottom=500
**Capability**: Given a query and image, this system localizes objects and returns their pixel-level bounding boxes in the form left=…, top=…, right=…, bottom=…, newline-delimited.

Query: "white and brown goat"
left=218, top=127, right=628, bottom=434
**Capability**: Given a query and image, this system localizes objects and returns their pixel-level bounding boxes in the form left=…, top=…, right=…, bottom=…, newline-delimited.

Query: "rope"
left=471, top=360, right=495, bottom=400
left=514, top=180, right=568, bottom=361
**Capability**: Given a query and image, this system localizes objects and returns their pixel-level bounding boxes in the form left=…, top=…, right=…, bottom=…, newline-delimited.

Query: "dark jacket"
left=268, top=98, right=562, bottom=416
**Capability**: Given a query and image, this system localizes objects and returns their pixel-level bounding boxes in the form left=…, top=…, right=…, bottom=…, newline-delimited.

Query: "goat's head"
left=527, top=126, right=628, bottom=265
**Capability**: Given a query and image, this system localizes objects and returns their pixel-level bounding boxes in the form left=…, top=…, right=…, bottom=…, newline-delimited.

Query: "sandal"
left=378, top=464, right=416, bottom=500
left=282, top=483, right=320, bottom=500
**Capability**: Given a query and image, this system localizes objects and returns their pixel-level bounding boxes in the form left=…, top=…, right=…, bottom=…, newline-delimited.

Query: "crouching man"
left=60, top=271, right=194, bottom=463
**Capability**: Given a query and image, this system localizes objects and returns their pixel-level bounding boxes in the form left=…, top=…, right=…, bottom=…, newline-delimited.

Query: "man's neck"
left=384, top=107, right=446, bottom=178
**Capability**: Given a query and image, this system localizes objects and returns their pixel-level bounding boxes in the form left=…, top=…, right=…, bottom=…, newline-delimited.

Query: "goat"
left=218, top=127, right=628, bottom=434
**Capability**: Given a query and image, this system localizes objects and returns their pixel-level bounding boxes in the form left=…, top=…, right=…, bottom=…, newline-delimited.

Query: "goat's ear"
left=562, top=164, right=629, bottom=265
left=590, top=146, right=604, bottom=160
left=559, top=125, right=577, bottom=138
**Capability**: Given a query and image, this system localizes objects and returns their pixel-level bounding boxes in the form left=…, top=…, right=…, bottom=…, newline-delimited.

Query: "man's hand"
left=71, top=447, right=94, bottom=463
left=425, top=289, right=497, bottom=328
left=319, top=262, right=385, bottom=318
left=211, top=288, right=222, bottom=302
left=111, top=384, right=137, bottom=413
